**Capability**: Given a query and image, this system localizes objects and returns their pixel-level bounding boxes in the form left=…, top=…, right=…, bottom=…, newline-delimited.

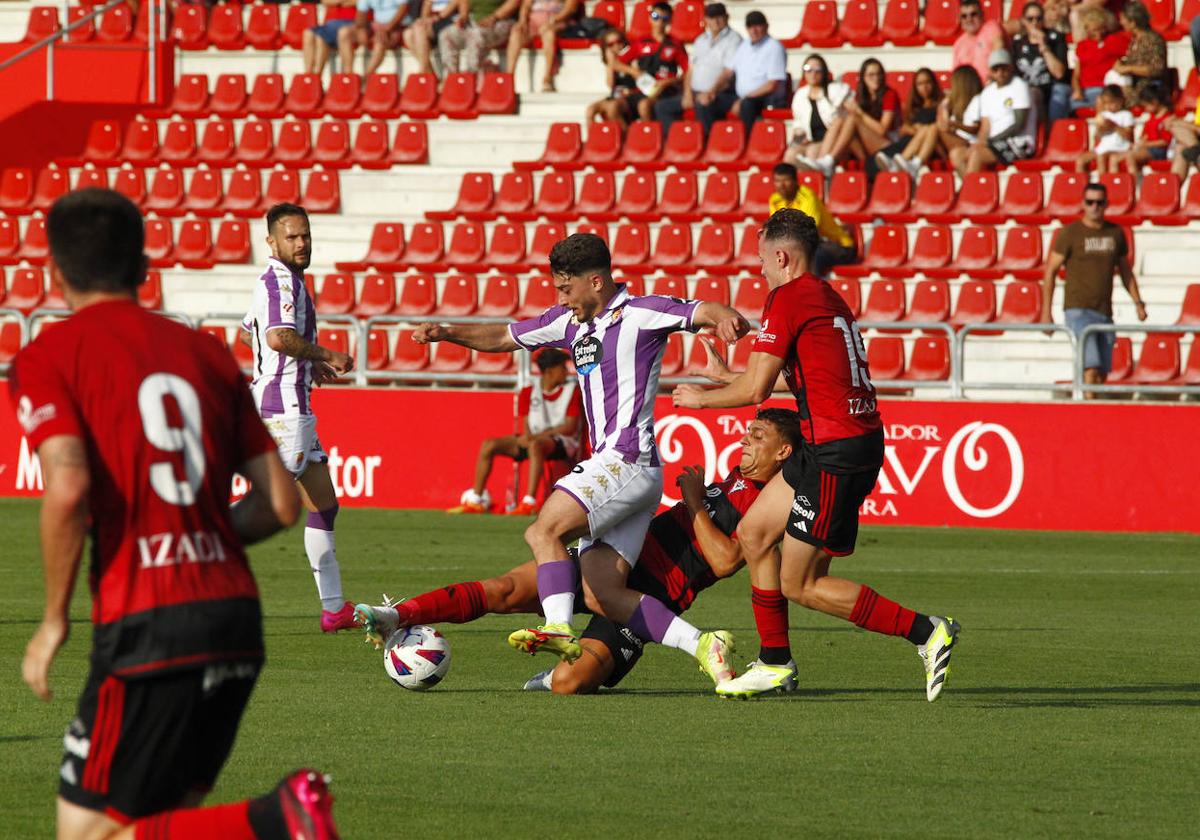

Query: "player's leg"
left=527, top=616, right=644, bottom=694
left=730, top=469, right=795, bottom=673
left=297, top=456, right=354, bottom=632
left=455, top=434, right=523, bottom=512
left=514, top=437, right=556, bottom=513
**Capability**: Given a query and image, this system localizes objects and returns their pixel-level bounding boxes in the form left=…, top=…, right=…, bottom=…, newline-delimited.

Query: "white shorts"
left=263, top=413, right=327, bottom=477
left=554, top=449, right=662, bottom=566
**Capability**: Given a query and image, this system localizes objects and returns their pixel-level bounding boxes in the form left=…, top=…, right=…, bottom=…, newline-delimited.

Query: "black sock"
left=247, top=787, right=289, bottom=840
left=906, top=614, right=935, bottom=646
left=758, top=645, right=792, bottom=666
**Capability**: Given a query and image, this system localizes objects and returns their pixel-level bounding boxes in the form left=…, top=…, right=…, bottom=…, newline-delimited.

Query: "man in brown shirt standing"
left=1041, top=182, right=1147, bottom=394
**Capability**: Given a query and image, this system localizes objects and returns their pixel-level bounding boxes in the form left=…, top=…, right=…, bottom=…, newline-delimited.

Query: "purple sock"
left=536, top=560, right=577, bottom=626
left=306, top=504, right=338, bottom=531
left=626, top=595, right=676, bottom=645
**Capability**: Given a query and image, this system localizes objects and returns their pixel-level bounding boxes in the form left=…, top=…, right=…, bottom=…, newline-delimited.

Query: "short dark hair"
left=651, top=2, right=672, bottom=17
left=548, top=233, right=612, bottom=278
left=266, top=202, right=308, bottom=234
left=535, top=348, right=570, bottom=370
left=755, top=407, right=802, bottom=450
left=1138, top=86, right=1170, bottom=107
left=1100, top=83, right=1125, bottom=104
left=47, top=188, right=145, bottom=294
left=1084, top=182, right=1108, bottom=197
left=960, top=0, right=982, bottom=8
left=772, top=162, right=798, bottom=179
left=1122, top=0, right=1150, bottom=28
left=1022, top=1, right=1043, bottom=14
left=760, top=208, right=819, bottom=262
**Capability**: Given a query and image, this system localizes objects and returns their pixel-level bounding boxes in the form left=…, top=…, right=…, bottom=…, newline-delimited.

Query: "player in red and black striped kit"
left=10, top=190, right=340, bottom=840
left=674, top=208, right=960, bottom=701
left=353, top=408, right=800, bottom=693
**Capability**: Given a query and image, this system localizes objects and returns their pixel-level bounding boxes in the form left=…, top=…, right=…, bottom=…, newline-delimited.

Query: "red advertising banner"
left=1, top=383, right=1195, bottom=533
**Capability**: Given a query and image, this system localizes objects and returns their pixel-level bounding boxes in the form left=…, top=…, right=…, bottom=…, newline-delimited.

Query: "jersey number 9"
left=138, top=373, right=206, bottom=506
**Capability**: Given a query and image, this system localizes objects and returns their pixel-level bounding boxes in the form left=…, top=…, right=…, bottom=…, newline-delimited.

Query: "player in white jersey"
left=240, top=203, right=358, bottom=632
left=414, top=233, right=752, bottom=686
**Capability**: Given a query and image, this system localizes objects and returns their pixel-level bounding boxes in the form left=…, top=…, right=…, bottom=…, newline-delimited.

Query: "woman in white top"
left=784, top=53, right=852, bottom=171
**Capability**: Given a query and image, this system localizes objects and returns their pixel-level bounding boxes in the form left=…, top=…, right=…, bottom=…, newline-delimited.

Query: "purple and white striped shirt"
left=242, top=257, right=316, bottom=418
left=509, top=284, right=700, bottom=466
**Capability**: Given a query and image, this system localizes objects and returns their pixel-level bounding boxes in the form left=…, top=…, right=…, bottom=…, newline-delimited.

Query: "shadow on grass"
left=0, top=735, right=55, bottom=744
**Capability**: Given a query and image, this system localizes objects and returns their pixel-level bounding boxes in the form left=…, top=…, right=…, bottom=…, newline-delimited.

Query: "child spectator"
left=1116, top=87, right=1171, bottom=173
left=1076, top=84, right=1134, bottom=173
left=585, top=28, right=637, bottom=126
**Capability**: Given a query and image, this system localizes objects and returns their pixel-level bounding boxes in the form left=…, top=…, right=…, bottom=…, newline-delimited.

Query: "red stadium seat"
left=184, top=168, right=223, bottom=216
left=135, top=269, right=164, bottom=310
left=144, top=218, right=174, bottom=267
left=6, top=268, right=46, bottom=314
left=246, top=4, right=282, bottom=49
left=0, top=218, right=17, bottom=265
left=733, top=276, right=769, bottom=315
left=161, top=74, right=209, bottom=118
left=397, top=273, right=436, bottom=316
left=429, top=342, right=472, bottom=374
left=79, top=119, right=122, bottom=166
left=473, top=350, right=515, bottom=374
left=350, top=119, right=390, bottom=169
left=621, top=121, right=663, bottom=170
left=1097, top=172, right=1135, bottom=218
left=910, top=224, right=953, bottom=275
left=119, top=118, right=158, bottom=166
left=262, top=169, right=301, bottom=209
left=438, top=274, right=479, bottom=316
left=113, top=167, right=147, bottom=208
left=303, top=171, right=340, bottom=214
left=144, top=166, right=186, bottom=216
left=1176, top=338, right=1200, bottom=385
left=1177, top=284, right=1200, bottom=325
left=1142, top=0, right=1175, bottom=33
left=577, top=222, right=609, bottom=242
left=282, top=3, right=318, bottom=49
left=591, top=0, right=626, bottom=31
left=693, top=275, right=730, bottom=307
left=1130, top=173, right=1183, bottom=225
left=577, top=171, right=617, bottom=220
left=627, top=2, right=653, bottom=39
left=861, top=278, right=907, bottom=323
left=160, top=120, right=197, bottom=167
left=671, top=0, right=705, bottom=41
left=318, top=327, right=353, bottom=359
left=248, top=74, right=286, bottom=119
left=839, top=224, right=907, bottom=278
left=881, top=0, right=923, bottom=45
left=438, top=72, right=478, bottom=119
left=97, top=4, right=133, bottom=42
left=726, top=223, right=762, bottom=274
left=1177, top=174, right=1200, bottom=219
left=208, top=4, right=245, bottom=50
left=325, top=73, right=363, bottom=118
left=903, top=279, right=951, bottom=326
left=387, top=330, right=431, bottom=372
left=313, top=120, right=351, bottom=168
left=995, top=280, right=1043, bottom=325
left=15, top=216, right=47, bottom=264
left=1131, top=334, right=1181, bottom=383
left=699, top=172, right=740, bottom=221
left=222, top=170, right=262, bottom=217
left=949, top=280, right=997, bottom=329
left=867, top=336, right=905, bottom=380
left=354, top=273, right=397, bottom=317
left=911, top=172, right=956, bottom=222
left=405, top=223, right=446, bottom=271
left=949, top=225, right=999, bottom=275
left=23, top=7, right=60, bottom=43
left=659, top=333, right=684, bottom=375
left=284, top=73, right=325, bottom=118
left=785, top=1, right=839, bottom=48
left=661, top=121, right=705, bottom=168
left=1001, top=172, right=1048, bottom=224
left=365, top=329, right=391, bottom=373
left=66, top=6, right=94, bottom=42
left=528, top=222, right=567, bottom=266
left=519, top=274, right=557, bottom=317
left=827, top=171, right=869, bottom=217
left=211, top=74, right=249, bottom=118
left=485, top=224, right=527, bottom=270
left=609, top=172, right=654, bottom=221
left=495, top=171, right=534, bottom=217
left=611, top=223, right=651, bottom=268
left=73, top=166, right=109, bottom=191
left=864, top=172, right=913, bottom=220
left=1045, top=172, right=1089, bottom=220
left=0, top=168, right=33, bottom=214
left=685, top=333, right=728, bottom=372
left=992, top=225, right=1043, bottom=280
left=337, top=223, right=405, bottom=272
left=1106, top=337, right=1133, bottom=382
left=213, top=219, right=251, bottom=264
left=616, top=273, right=644, bottom=295
left=742, top=120, right=787, bottom=169
left=737, top=172, right=774, bottom=219
left=701, top=121, right=746, bottom=170
left=479, top=274, right=520, bottom=317
left=446, top=222, right=487, bottom=270
left=830, top=277, right=862, bottom=317
left=924, top=0, right=960, bottom=44
left=840, top=0, right=882, bottom=47
left=400, top=73, right=439, bottom=119
left=176, top=220, right=214, bottom=268
left=580, top=121, right=622, bottom=170
left=477, top=72, right=518, bottom=115
left=236, top=119, right=278, bottom=167
left=691, top=223, right=735, bottom=271
left=954, top=172, right=999, bottom=221
left=429, top=172, right=495, bottom=222
left=908, top=336, right=951, bottom=380
left=317, top=273, right=356, bottom=315
left=389, top=122, right=429, bottom=164
left=528, top=172, right=576, bottom=222
left=648, top=224, right=693, bottom=272
left=1019, top=118, right=1088, bottom=171
left=172, top=4, right=207, bottom=49
left=1179, top=68, right=1200, bottom=115
left=364, top=74, right=401, bottom=118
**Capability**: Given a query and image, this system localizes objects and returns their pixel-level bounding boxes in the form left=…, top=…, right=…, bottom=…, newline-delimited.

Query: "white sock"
left=541, top=592, right=575, bottom=626
left=463, top=489, right=483, bottom=504
left=521, top=495, right=537, bottom=505
left=304, top=527, right=344, bottom=611
left=662, top=615, right=702, bottom=656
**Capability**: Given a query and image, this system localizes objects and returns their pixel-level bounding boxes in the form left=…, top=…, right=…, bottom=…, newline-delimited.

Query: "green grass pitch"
left=1, top=499, right=1197, bottom=838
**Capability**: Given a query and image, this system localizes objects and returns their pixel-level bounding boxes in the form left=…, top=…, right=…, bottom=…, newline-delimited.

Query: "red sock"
left=134, top=801, right=256, bottom=840
left=396, top=581, right=488, bottom=625
left=751, top=587, right=790, bottom=648
left=849, top=586, right=916, bottom=638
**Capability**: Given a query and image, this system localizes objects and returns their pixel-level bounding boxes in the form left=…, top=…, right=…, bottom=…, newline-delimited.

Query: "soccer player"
left=413, top=233, right=752, bottom=686
left=241, top=202, right=358, bottom=632
left=673, top=209, right=960, bottom=701
left=10, top=189, right=339, bottom=839
left=449, top=347, right=583, bottom=516
left=356, top=408, right=800, bottom=694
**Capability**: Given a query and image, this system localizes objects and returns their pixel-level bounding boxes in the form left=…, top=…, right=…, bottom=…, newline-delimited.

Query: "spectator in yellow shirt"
left=767, top=163, right=858, bottom=277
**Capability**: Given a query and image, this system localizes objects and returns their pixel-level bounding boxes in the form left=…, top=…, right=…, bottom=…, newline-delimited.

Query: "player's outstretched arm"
left=690, top=301, right=752, bottom=344
left=232, top=451, right=302, bottom=545
left=26, top=435, right=91, bottom=701
left=266, top=327, right=355, bottom=376
left=412, top=322, right=520, bottom=353
left=673, top=350, right=785, bottom=410
left=676, top=466, right=743, bottom=578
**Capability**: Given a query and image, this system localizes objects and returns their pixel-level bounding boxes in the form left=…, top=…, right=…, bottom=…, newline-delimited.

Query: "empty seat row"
left=0, top=165, right=339, bottom=216
left=1105, top=334, right=1200, bottom=386
left=65, top=117, right=429, bottom=169
left=0, top=267, right=162, bottom=314
left=23, top=4, right=149, bottom=44
left=151, top=72, right=516, bottom=121
left=831, top=276, right=1043, bottom=330
left=171, top=2, right=341, bottom=52
left=844, top=223, right=1050, bottom=281
left=138, top=218, right=251, bottom=269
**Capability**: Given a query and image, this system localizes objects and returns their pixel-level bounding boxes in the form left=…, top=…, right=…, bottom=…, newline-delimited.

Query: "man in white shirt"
left=653, top=3, right=742, bottom=138
left=697, top=10, right=788, bottom=139
left=952, top=48, right=1040, bottom=174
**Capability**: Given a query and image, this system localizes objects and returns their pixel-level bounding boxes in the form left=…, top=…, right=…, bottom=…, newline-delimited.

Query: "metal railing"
left=957, top=323, right=1079, bottom=397
left=363, top=315, right=533, bottom=388
left=1075, top=324, right=1200, bottom=398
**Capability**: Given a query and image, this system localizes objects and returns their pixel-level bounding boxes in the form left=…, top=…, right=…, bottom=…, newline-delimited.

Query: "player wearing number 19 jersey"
left=673, top=208, right=959, bottom=701
left=10, top=190, right=339, bottom=840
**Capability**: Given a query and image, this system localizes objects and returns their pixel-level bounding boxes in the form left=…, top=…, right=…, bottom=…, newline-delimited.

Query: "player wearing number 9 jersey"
left=672, top=208, right=960, bottom=701
left=9, top=190, right=340, bottom=840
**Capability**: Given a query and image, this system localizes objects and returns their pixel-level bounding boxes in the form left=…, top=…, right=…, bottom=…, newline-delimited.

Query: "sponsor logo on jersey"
left=610, top=306, right=623, bottom=323
left=706, top=485, right=723, bottom=497
left=791, top=500, right=816, bottom=521
left=756, top=318, right=776, bottom=344
left=730, top=479, right=747, bottom=493
left=573, top=336, right=603, bottom=376
left=16, top=396, right=57, bottom=435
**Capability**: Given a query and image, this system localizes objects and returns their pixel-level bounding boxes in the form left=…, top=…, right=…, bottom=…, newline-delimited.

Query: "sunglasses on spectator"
left=1024, top=14, right=1043, bottom=22
left=649, top=11, right=670, bottom=21
left=802, top=65, right=824, bottom=73
left=960, top=10, right=980, bottom=18
left=605, top=39, right=623, bottom=47
left=1083, top=198, right=1107, bottom=206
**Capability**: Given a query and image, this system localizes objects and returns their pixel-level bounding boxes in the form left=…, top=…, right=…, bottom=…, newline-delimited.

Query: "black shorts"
left=513, top=437, right=568, bottom=463
left=60, top=661, right=260, bottom=822
left=581, top=615, right=645, bottom=688
left=781, top=449, right=881, bottom=557
left=987, top=135, right=1036, bottom=164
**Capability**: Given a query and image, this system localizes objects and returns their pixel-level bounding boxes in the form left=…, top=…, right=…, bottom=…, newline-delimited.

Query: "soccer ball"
left=383, top=625, right=451, bottom=690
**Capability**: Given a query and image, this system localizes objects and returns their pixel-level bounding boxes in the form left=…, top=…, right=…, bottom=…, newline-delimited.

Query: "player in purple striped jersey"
left=240, top=203, right=359, bottom=633
left=414, top=233, right=752, bottom=686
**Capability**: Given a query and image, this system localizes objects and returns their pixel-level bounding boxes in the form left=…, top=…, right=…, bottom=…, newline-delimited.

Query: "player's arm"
left=412, top=321, right=520, bottom=353
left=689, top=336, right=789, bottom=391
left=690, top=301, right=752, bottom=344
left=238, top=329, right=253, bottom=348
left=1116, top=256, right=1147, bottom=321
left=1040, top=250, right=1066, bottom=324
left=231, top=450, right=302, bottom=545
left=676, top=466, right=743, bottom=577
left=25, top=435, right=90, bottom=701
left=673, top=350, right=786, bottom=410
left=266, top=327, right=354, bottom=375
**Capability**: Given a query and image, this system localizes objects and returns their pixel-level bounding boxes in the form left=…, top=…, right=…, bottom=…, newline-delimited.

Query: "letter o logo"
left=941, top=421, right=1024, bottom=518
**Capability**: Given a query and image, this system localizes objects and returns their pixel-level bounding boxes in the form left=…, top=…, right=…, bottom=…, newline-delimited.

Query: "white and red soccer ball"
left=383, top=625, right=451, bottom=690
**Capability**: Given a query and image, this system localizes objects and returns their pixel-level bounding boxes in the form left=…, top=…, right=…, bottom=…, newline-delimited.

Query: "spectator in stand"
left=1068, top=0, right=1126, bottom=41
left=1040, top=182, right=1146, bottom=395
left=303, top=0, right=358, bottom=75
left=875, top=67, right=942, bottom=178
left=1116, top=86, right=1171, bottom=172
left=784, top=54, right=852, bottom=169
left=345, top=0, right=414, bottom=77
left=605, top=2, right=689, bottom=122
left=951, top=49, right=1038, bottom=174
left=707, top=10, right=788, bottom=140
left=1163, top=99, right=1200, bottom=178
left=653, top=3, right=742, bottom=139
left=1011, top=2, right=1072, bottom=128
left=1076, top=84, right=1134, bottom=173
left=1109, top=2, right=1166, bottom=100
left=767, top=163, right=857, bottom=277
left=1192, top=13, right=1200, bottom=75
left=505, top=0, right=583, bottom=92
left=935, top=66, right=985, bottom=168
left=586, top=28, right=638, bottom=125
left=953, top=0, right=1006, bottom=83
left=799, top=58, right=899, bottom=178
left=405, top=0, right=462, bottom=75
left=1071, top=7, right=1128, bottom=111
left=448, top=349, right=582, bottom=515
left=439, top=0, right=521, bottom=74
